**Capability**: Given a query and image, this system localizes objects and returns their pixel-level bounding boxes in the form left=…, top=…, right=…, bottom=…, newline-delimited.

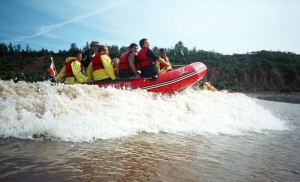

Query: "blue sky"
left=0, top=0, right=299, bottom=55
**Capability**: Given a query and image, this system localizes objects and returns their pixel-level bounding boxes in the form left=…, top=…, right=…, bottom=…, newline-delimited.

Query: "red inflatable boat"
left=91, top=62, right=207, bottom=94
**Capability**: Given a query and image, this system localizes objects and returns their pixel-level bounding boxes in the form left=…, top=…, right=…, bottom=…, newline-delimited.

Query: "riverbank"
left=243, top=91, right=300, bottom=104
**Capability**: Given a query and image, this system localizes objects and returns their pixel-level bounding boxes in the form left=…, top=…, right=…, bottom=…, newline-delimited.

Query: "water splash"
left=0, top=80, right=288, bottom=142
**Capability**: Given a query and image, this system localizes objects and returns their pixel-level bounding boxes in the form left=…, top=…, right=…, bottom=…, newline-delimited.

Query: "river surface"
left=0, top=80, right=299, bottom=181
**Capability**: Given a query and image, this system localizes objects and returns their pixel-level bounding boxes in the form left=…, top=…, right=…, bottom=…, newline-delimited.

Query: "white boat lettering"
left=112, top=83, right=121, bottom=89
left=110, top=82, right=131, bottom=89
left=124, top=82, right=132, bottom=88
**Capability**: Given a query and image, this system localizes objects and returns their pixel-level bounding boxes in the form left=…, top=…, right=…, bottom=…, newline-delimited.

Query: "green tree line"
left=0, top=41, right=299, bottom=91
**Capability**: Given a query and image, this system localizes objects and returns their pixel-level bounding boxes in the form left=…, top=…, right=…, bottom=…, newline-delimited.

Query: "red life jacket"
left=119, top=51, right=138, bottom=70
left=92, top=52, right=113, bottom=71
left=137, top=48, right=155, bottom=68
left=119, top=51, right=130, bottom=70
left=65, top=58, right=79, bottom=77
left=92, top=52, right=105, bottom=71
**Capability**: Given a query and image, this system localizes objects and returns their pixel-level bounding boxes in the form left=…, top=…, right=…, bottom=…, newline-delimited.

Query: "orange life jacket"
left=137, top=48, right=155, bottom=68
left=65, top=59, right=82, bottom=77
left=92, top=52, right=106, bottom=71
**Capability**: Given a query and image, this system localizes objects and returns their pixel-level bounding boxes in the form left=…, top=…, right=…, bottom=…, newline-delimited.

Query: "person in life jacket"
left=55, top=50, right=88, bottom=84
left=157, top=48, right=172, bottom=73
left=81, top=41, right=100, bottom=69
left=136, top=38, right=170, bottom=78
left=118, top=43, right=140, bottom=79
left=86, top=45, right=116, bottom=81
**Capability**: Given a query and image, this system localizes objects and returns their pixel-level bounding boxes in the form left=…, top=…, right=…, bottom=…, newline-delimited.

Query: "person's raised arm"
left=157, top=58, right=170, bottom=67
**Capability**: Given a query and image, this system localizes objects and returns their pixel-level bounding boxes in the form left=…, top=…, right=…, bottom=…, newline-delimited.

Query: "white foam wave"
left=0, top=80, right=288, bottom=142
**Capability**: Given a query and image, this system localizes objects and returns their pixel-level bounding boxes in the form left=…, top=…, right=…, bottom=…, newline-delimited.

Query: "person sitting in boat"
left=118, top=43, right=140, bottom=79
left=55, top=50, right=88, bottom=84
left=137, top=38, right=170, bottom=78
left=86, top=45, right=116, bottom=82
left=81, top=41, right=100, bottom=69
left=157, top=48, right=172, bottom=73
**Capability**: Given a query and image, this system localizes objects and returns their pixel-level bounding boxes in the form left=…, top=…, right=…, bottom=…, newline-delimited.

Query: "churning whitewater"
left=0, top=80, right=288, bottom=142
